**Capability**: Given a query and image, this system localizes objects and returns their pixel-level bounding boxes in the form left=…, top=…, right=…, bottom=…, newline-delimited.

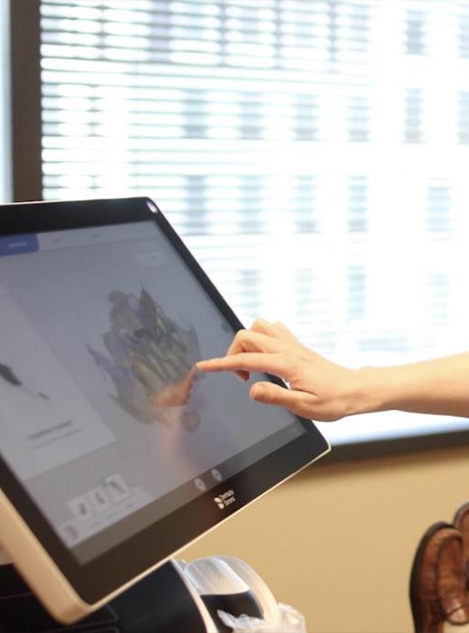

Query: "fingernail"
left=251, top=385, right=264, bottom=400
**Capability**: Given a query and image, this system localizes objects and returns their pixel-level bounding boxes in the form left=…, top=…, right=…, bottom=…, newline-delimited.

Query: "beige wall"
left=182, top=443, right=469, bottom=633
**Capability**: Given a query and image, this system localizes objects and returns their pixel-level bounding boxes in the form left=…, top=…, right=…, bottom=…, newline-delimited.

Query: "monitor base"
left=0, top=560, right=211, bottom=632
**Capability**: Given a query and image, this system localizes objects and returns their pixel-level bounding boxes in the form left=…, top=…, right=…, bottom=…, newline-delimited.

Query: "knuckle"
left=273, top=352, right=290, bottom=372
left=271, top=385, right=292, bottom=405
left=254, top=383, right=275, bottom=402
left=234, top=329, right=248, bottom=343
left=251, top=317, right=266, bottom=331
left=263, top=385, right=278, bottom=402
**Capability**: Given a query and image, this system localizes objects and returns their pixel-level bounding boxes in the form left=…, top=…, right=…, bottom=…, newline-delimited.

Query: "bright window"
left=37, top=0, right=469, bottom=447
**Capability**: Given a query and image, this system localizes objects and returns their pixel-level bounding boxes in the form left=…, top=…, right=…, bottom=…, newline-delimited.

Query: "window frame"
left=9, top=0, right=42, bottom=202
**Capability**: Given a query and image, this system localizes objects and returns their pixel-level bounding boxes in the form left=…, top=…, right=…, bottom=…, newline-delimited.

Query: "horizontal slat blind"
left=38, top=0, right=469, bottom=442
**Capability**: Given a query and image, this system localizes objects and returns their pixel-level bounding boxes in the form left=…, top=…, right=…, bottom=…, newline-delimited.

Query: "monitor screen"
left=0, top=207, right=327, bottom=579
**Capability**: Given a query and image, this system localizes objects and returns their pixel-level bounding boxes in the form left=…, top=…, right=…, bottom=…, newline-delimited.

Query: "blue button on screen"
left=0, top=234, right=39, bottom=256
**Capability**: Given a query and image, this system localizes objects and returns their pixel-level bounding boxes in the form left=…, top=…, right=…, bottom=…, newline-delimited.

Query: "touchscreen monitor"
left=0, top=198, right=329, bottom=623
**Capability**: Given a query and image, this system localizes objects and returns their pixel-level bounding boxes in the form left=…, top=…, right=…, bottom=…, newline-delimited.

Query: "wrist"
left=350, top=365, right=394, bottom=416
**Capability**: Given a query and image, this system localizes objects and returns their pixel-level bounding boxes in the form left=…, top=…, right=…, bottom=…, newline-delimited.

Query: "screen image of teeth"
left=0, top=222, right=298, bottom=553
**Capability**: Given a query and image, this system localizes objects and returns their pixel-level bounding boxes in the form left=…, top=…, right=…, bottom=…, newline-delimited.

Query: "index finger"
left=226, top=329, right=285, bottom=357
left=197, top=352, right=288, bottom=380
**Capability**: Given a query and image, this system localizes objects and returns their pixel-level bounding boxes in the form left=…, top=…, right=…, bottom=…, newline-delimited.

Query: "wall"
left=182, top=443, right=469, bottom=633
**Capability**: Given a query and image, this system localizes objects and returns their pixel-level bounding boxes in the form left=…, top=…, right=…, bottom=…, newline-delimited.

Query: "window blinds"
left=38, top=0, right=469, bottom=443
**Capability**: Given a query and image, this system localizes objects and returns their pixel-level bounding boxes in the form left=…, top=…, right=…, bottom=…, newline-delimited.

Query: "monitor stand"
left=0, top=556, right=213, bottom=633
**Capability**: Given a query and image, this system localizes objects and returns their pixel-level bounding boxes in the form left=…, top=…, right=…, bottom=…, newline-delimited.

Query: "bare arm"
left=196, top=318, right=469, bottom=421
left=359, top=354, right=469, bottom=419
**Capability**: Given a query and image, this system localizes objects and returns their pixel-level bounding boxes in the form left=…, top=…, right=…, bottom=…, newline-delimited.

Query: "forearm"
left=354, top=353, right=469, bottom=418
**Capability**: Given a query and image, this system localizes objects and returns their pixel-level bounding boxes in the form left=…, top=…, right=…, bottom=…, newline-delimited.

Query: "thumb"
left=249, top=381, right=316, bottom=419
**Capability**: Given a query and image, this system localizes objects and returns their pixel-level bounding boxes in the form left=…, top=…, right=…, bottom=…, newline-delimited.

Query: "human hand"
left=151, top=365, right=198, bottom=408
left=197, top=318, right=363, bottom=421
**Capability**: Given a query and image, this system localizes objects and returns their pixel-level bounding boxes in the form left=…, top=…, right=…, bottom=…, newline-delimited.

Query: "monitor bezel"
left=0, top=197, right=330, bottom=603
